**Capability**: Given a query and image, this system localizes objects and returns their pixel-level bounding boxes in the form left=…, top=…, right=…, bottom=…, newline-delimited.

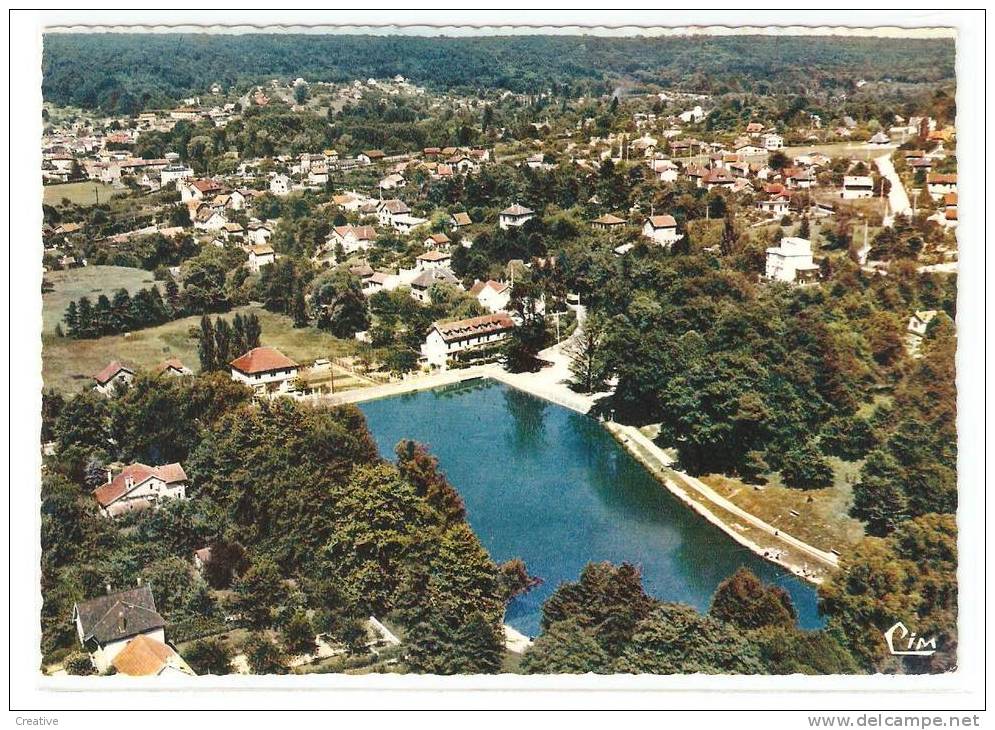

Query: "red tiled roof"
left=646, top=215, right=677, bottom=228
left=156, top=358, right=188, bottom=374
left=190, top=179, right=223, bottom=193
left=93, top=462, right=187, bottom=507
left=501, top=204, right=534, bottom=216
left=229, top=346, right=298, bottom=375
left=593, top=214, right=626, bottom=225
left=417, top=250, right=451, bottom=261
left=927, top=173, right=957, bottom=184
left=93, top=361, right=134, bottom=385
left=112, top=634, right=180, bottom=676
left=432, top=313, right=515, bottom=343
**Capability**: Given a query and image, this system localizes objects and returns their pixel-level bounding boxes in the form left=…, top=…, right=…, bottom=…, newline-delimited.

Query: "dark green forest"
left=43, top=33, right=955, bottom=113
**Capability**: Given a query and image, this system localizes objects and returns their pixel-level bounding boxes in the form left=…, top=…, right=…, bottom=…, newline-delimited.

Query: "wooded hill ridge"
left=43, top=33, right=956, bottom=114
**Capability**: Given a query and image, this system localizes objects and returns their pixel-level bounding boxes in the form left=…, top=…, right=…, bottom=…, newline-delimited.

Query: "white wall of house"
left=89, top=628, right=166, bottom=673
left=642, top=221, right=680, bottom=247
left=102, top=476, right=187, bottom=518
left=231, top=365, right=299, bottom=395
left=421, top=329, right=510, bottom=368
left=499, top=213, right=534, bottom=230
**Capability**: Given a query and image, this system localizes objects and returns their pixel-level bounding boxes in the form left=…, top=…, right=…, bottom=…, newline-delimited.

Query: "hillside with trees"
left=43, top=33, right=955, bottom=113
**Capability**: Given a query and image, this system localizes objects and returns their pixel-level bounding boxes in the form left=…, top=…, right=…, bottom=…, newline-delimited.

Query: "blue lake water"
left=359, top=379, right=823, bottom=636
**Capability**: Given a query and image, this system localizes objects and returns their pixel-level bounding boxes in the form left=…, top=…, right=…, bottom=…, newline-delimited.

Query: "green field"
left=43, top=181, right=119, bottom=207
left=42, top=300, right=359, bottom=394
left=42, top=265, right=158, bottom=334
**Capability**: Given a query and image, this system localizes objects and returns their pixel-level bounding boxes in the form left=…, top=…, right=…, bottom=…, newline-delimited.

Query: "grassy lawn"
left=43, top=181, right=118, bottom=207
left=42, top=265, right=159, bottom=334
left=699, top=463, right=865, bottom=556
left=42, top=302, right=360, bottom=394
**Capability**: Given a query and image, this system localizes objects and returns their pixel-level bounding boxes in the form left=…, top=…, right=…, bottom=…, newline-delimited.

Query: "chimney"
left=136, top=576, right=142, bottom=587
left=106, top=468, right=113, bottom=484
left=105, top=583, right=112, bottom=594
left=117, top=611, right=126, bottom=633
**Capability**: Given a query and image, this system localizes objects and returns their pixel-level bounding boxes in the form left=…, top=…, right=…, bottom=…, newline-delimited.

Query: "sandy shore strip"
left=604, top=422, right=838, bottom=585
left=318, top=365, right=494, bottom=406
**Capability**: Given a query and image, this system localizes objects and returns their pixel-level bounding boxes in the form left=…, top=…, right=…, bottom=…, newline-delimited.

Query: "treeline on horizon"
left=42, top=33, right=956, bottom=114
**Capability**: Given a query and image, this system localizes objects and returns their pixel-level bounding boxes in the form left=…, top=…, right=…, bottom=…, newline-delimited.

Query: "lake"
left=359, top=379, right=823, bottom=636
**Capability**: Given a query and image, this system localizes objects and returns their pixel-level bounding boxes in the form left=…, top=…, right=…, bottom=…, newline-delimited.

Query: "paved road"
left=875, top=152, right=911, bottom=226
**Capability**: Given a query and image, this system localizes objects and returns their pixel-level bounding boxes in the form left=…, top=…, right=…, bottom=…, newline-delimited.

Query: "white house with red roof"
left=468, top=279, right=512, bottom=313
left=328, top=225, right=378, bottom=254
left=642, top=215, right=681, bottom=248
left=230, top=346, right=300, bottom=396
left=499, top=204, right=535, bottom=230
left=179, top=178, right=224, bottom=203
left=93, top=462, right=188, bottom=517
left=93, top=361, right=136, bottom=397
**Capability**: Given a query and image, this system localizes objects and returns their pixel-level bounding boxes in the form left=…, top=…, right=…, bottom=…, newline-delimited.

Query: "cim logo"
left=884, top=621, right=938, bottom=657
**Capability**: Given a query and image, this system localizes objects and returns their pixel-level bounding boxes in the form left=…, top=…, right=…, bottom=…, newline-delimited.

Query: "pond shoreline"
left=329, top=365, right=838, bottom=586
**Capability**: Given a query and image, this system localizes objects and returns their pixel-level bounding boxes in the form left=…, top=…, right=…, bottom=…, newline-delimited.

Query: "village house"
left=591, top=213, right=627, bottom=232
left=247, top=221, right=274, bottom=246
left=735, top=144, right=767, bottom=157
left=678, top=105, right=705, bottom=124
left=247, top=244, right=276, bottom=272
left=762, top=133, right=784, bottom=150
left=424, top=232, right=452, bottom=248
left=642, top=215, right=681, bottom=248
left=745, top=121, right=765, bottom=135
left=111, top=633, right=196, bottom=677
left=450, top=211, right=473, bottom=229
left=702, top=168, right=736, bottom=191
left=73, top=586, right=168, bottom=673
left=422, top=312, right=516, bottom=369
left=93, top=361, right=135, bottom=397
left=379, top=173, right=406, bottom=191
left=469, top=279, right=512, bottom=313
left=499, top=203, right=535, bottom=230
left=193, top=205, right=228, bottom=232
left=93, top=462, right=189, bottom=518
left=410, top=267, right=460, bottom=304
left=328, top=225, right=378, bottom=255
left=269, top=174, right=292, bottom=196
left=842, top=175, right=875, bottom=199
left=944, top=192, right=958, bottom=225
left=230, top=346, right=300, bottom=396
left=758, top=195, right=791, bottom=215
left=377, top=198, right=410, bottom=227
left=416, top=249, right=453, bottom=271
left=926, top=173, right=957, bottom=200
left=765, top=236, right=820, bottom=284
left=908, top=309, right=939, bottom=338
left=155, top=358, right=193, bottom=377
left=180, top=178, right=224, bottom=203
left=358, top=150, right=385, bottom=165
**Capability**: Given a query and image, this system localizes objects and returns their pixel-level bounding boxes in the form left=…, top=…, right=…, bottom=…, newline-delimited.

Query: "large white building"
left=421, top=313, right=516, bottom=369
left=765, top=236, right=820, bottom=284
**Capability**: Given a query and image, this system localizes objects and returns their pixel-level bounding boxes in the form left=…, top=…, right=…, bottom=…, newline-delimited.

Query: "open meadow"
left=42, top=269, right=363, bottom=393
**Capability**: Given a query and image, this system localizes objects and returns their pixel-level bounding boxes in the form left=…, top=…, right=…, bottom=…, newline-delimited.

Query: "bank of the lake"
left=358, top=379, right=824, bottom=636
